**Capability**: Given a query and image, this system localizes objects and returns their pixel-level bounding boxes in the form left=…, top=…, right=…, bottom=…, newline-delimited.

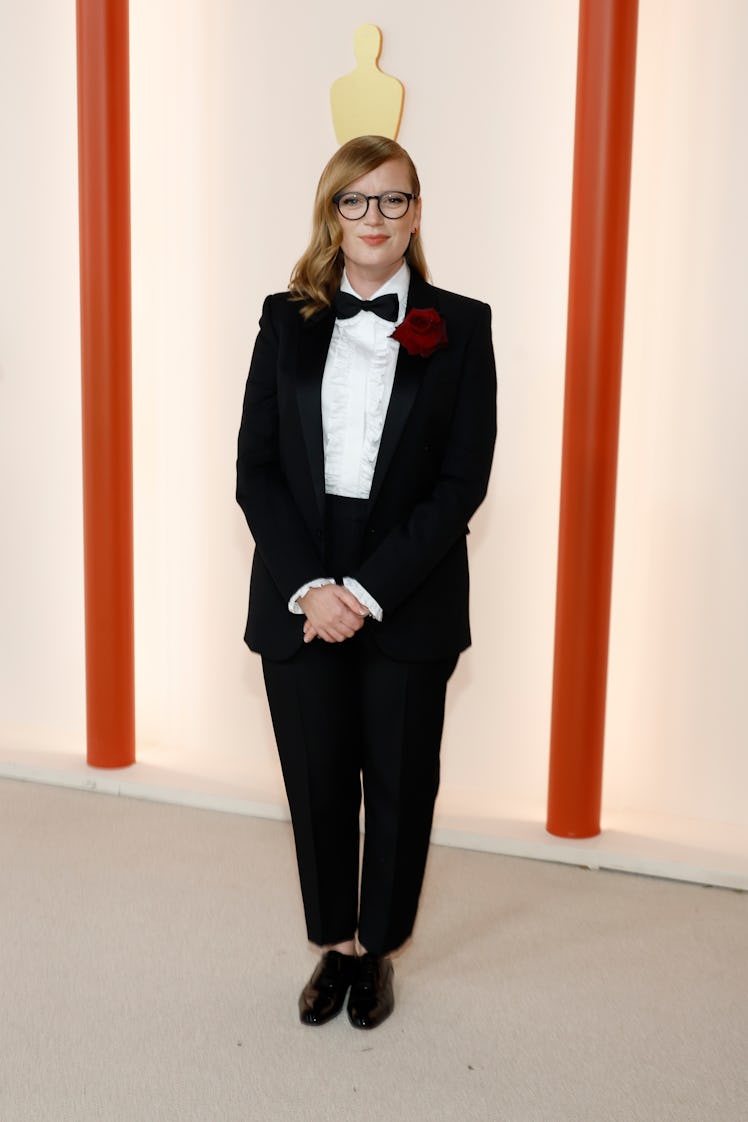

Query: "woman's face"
left=336, top=158, right=421, bottom=295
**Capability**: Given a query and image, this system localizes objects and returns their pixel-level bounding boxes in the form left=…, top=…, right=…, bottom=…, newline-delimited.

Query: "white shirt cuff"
left=343, top=577, right=383, bottom=622
left=288, top=578, right=335, bottom=614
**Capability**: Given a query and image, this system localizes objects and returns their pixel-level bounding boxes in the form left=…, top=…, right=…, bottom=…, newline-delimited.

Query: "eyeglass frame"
left=332, top=190, right=418, bottom=221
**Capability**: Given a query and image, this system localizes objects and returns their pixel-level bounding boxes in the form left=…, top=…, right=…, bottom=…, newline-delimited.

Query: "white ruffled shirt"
left=289, top=262, right=411, bottom=622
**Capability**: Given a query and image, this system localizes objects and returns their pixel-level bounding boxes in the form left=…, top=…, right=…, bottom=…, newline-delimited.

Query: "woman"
left=236, top=135, right=496, bottom=1029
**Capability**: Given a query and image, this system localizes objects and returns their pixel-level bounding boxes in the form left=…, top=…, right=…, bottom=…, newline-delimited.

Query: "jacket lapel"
left=368, top=273, right=440, bottom=508
left=296, top=307, right=334, bottom=521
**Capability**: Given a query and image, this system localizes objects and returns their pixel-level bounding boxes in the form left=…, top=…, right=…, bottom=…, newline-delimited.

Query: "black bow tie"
left=334, top=291, right=399, bottom=322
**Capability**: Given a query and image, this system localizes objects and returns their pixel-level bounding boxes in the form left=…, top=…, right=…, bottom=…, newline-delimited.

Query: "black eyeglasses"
left=333, top=190, right=417, bottom=220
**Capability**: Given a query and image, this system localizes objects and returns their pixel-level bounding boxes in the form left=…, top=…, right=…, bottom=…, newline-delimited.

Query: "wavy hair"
left=289, top=136, right=429, bottom=318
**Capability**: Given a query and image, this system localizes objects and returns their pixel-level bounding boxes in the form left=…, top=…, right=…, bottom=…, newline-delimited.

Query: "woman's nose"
left=364, top=202, right=385, bottom=226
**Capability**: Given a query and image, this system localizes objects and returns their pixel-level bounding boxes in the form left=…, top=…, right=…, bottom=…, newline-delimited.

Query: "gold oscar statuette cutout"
left=330, top=25, right=404, bottom=143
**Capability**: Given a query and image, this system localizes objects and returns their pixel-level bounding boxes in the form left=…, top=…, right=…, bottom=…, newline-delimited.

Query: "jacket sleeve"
left=350, top=301, right=497, bottom=614
left=236, top=296, right=326, bottom=601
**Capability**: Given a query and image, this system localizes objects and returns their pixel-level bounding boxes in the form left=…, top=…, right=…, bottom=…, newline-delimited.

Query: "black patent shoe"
left=347, top=953, right=395, bottom=1029
left=299, top=951, right=358, bottom=1026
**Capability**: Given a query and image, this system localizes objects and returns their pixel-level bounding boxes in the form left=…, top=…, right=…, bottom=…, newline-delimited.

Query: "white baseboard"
left=2, top=746, right=746, bottom=892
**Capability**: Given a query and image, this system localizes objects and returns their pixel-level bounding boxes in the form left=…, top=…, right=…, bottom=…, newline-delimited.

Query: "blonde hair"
left=289, top=136, right=429, bottom=318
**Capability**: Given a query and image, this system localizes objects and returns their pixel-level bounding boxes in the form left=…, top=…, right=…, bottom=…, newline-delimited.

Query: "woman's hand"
left=299, top=585, right=369, bottom=643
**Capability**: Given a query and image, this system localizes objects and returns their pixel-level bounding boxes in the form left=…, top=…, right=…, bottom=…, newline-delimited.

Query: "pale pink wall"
left=605, top=0, right=748, bottom=825
left=125, top=0, right=577, bottom=816
left=2, top=1, right=746, bottom=843
left=0, top=1, right=85, bottom=754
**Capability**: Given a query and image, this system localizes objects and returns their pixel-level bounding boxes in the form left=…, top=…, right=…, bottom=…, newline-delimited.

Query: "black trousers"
left=261, top=496, right=457, bottom=956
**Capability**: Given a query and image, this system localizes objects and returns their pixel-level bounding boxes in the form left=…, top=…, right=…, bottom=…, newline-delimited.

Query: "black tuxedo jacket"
left=236, top=271, right=497, bottom=661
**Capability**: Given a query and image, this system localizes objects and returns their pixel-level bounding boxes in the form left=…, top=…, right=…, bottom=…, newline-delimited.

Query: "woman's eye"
left=384, top=193, right=406, bottom=206
left=341, top=194, right=363, bottom=208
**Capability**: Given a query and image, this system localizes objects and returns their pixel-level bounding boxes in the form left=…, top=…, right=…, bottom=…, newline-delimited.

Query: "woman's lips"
left=360, top=235, right=388, bottom=246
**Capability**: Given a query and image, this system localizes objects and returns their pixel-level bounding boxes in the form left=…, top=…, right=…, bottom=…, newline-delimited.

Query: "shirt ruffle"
left=321, top=264, right=409, bottom=500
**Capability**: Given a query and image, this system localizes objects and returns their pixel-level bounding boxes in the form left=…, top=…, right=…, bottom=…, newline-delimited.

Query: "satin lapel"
left=368, top=275, right=440, bottom=508
left=296, top=308, right=335, bottom=521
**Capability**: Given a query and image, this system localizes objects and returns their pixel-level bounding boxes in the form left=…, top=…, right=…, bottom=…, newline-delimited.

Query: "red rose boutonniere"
left=391, top=308, right=448, bottom=358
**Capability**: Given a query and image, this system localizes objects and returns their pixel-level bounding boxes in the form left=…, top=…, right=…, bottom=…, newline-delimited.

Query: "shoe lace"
left=319, top=952, right=353, bottom=991
left=357, top=955, right=378, bottom=992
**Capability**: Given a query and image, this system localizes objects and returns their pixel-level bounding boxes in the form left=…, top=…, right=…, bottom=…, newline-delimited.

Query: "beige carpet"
left=1, top=778, right=745, bottom=1122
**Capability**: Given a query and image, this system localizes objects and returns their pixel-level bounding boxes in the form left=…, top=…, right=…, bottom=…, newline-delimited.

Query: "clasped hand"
left=299, top=585, right=369, bottom=643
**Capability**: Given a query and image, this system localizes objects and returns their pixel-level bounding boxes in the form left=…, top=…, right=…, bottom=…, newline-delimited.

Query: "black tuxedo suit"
left=236, top=270, right=496, bottom=954
left=237, top=271, right=496, bottom=660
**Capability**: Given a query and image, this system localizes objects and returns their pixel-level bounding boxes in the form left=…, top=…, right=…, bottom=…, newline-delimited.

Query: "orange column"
left=547, top=0, right=638, bottom=837
left=76, top=0, right=135, bottom=767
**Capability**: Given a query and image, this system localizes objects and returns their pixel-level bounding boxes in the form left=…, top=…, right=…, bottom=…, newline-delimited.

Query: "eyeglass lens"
left=336, top=192, right=412, bottom=219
